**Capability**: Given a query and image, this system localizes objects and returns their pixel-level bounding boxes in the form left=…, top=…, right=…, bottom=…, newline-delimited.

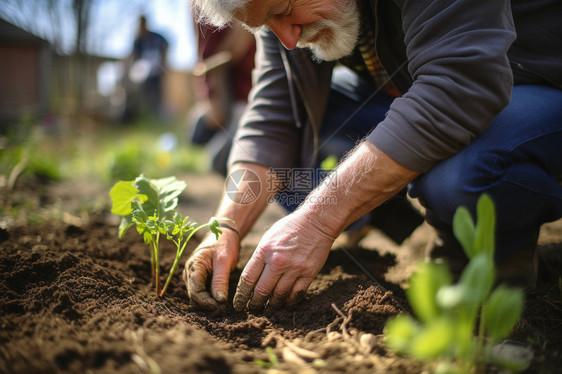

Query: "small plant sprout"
left=110, top=174, right=225, bottom=297
left=384, top=194, right=525, bottom=374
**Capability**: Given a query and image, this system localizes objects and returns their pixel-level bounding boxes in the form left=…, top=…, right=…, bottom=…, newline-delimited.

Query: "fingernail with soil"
left=215, top=291, right=226, bottom=303
left=233, top=282, right=253, bottom=312
left=248, top=293, right=268, bottom=313
left=233, top=294, right=246, bottom=312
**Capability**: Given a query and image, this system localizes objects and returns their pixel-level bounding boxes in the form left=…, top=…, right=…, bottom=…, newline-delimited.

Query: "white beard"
left=296, top=1, right=360, bottom=61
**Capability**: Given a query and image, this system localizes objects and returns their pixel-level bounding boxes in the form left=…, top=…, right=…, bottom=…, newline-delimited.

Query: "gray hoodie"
left=228, top=0, right=551, bottom=174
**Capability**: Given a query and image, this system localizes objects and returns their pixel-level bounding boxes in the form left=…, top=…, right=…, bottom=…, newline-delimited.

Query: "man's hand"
left=183, top=162, right=282, bottom=310
left=183, top=230, right=240, bottom=310
left=232, top=142, right=419, bottom=312
left=233, top=212, right=335, bottom=312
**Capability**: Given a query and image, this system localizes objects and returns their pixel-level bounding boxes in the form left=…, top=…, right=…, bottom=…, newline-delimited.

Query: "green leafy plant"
left=384, top=194, right=525, bottom=374
left=110, top=174, right=223, bottom=297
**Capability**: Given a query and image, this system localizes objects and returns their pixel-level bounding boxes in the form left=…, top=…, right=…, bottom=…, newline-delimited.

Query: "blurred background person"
left=188, top=21, right=255, bottom=175
left=123, top=15, right=169, bottom=122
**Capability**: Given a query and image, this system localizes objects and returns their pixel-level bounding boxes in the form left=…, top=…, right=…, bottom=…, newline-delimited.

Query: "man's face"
left=235, top=0, right=360, bottom=61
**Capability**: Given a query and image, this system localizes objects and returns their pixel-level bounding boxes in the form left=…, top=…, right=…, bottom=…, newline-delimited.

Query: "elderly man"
left=184, top=0, right=562, bottom=311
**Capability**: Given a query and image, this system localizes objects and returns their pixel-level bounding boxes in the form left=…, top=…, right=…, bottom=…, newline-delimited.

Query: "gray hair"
left=192, top=0, right=250, bottom=27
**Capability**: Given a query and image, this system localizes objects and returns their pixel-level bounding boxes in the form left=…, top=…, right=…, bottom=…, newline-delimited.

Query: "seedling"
left=384, top=194, right=525, bottom=373
left=110, top=174, right=224, bottom=297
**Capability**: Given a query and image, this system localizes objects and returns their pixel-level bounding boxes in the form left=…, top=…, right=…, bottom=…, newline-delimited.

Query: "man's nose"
left=267, top=18, right=302, bottom=50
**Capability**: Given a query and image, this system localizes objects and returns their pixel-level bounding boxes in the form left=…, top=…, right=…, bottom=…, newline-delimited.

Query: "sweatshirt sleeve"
left=227, top=29, right=300, bottom=169
left=367, top=0, right=516, bottom=173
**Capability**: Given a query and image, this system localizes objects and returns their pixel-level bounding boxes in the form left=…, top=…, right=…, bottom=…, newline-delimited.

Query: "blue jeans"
left=283, top=67, right=562, bottom=259
left=410, top=84, right=562, bottom=260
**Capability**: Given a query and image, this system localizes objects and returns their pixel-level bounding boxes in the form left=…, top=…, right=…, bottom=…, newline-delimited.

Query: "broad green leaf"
left=383, top=315, right=420, bottom=352
left=409, top=317, right=455, bottom=360
left=109, top=180, right=148, bottom=215
left=134, top=175, right=186, bottom=218
left=134, top=175, right=161, bottom=217
left=483, top=285, right=524, bottom=342
left=453, top=206, right=476, bottom=259
left=458, top=253, right=495, bottom=306
left=151, top=176, right=187, bottom=213
left=473, top=194, right=496, bottom=259
left=407, top=262, right=452, bottom=323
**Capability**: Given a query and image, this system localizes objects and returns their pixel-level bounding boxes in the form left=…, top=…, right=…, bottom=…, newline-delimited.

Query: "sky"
left=93, top=0, right=197, bottom=70
left=0, top=0, right=198, bottom=70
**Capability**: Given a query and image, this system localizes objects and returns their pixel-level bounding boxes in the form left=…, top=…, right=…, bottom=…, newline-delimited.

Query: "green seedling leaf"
left=118, top=216, right=134, bottom=239
left=436, top=283, right=480, bottom=357
left=109, top=180, right=148, bottom=215
left=453, top=206, right=476, bottom=259
left=135, top=175, right=186, bottom=218
left=459, top=253, right=495, bottom=306
left=384, top=193, right=524, bottom=373
left=483, top=285, right=524, bottom=342
left=151, top=176, right=187, bottom=213
left=473, top=194, right=495, bottom=259
left=407, top=262, right=452, bottom=323
left=208, top=217, right=222, bottom=239
left=384, top=314, right=420, bottom=352
left=409, top=317, right=455, bottom=361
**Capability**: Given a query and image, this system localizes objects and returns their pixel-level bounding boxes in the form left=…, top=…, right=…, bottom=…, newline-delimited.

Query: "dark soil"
left=1, top=175, right=561, bottom=374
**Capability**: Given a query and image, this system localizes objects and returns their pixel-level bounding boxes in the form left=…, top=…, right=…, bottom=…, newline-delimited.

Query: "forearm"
left=296, top=141, right=420, bottom=238
left=214, top=162, right=280, bottom=239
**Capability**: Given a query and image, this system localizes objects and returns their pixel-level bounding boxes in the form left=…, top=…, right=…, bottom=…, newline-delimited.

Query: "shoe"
left=496, top=234, right=538, bottom=292
left=538, top=243, right=562, bottom=282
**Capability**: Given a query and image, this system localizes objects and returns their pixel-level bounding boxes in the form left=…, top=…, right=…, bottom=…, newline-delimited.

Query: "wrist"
left=293, top=203, right=341, bottom=241
left=218, top=222, right=240, bottom=238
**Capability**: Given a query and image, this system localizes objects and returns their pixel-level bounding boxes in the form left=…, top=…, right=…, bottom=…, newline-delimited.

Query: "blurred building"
left=0, top=18, right=52, bottom=126
left=0, top=17, right=193, bottom=128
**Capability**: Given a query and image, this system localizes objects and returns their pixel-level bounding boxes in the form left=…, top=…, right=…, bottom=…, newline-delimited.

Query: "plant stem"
left=154, top=232, right=161, bottom=296
left=150, top=240, right=156, bottom=286
left=475, top=305, right=487, bottom=373
left=159, top=224, right=211, bottom=297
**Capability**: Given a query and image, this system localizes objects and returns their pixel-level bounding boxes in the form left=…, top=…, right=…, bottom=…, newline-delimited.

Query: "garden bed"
left=1, top=175, right=561, bottom=373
